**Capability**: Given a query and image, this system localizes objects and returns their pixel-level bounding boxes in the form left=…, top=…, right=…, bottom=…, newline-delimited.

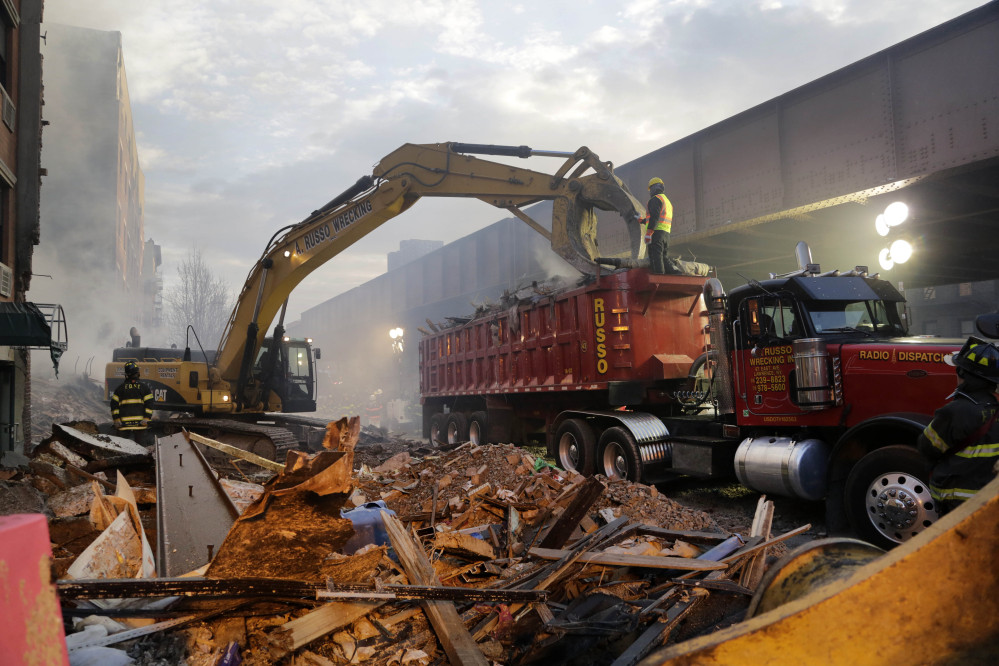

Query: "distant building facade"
left=289, top=216, right=569, bottom=416
left=32, top=23, right=154, bottom=369
left=387, top=239, right=443, bottom=272
left=141, top=238, right=163, bottom=331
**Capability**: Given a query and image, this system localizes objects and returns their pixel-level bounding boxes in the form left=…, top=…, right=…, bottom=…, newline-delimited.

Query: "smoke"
left=29, top=24, right=156, bottom=380
left=531, top=240, right=582, bottom=283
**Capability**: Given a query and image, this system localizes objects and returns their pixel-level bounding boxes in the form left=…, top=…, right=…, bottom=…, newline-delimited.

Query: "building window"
left=0, top=184, right=7, bottom=263
left=0, top=16, right=7, bottom=92
left=0, top=0, right=13, bottom=95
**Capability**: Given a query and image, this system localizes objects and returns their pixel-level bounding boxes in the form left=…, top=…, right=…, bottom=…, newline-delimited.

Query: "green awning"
left=0, top=302, right=51, bottom=345
left=0, top=302, right=67, bottom=375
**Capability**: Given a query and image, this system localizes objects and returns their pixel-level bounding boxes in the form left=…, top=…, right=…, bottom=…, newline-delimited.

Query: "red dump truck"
left=419, top=246, right=963, bottom=547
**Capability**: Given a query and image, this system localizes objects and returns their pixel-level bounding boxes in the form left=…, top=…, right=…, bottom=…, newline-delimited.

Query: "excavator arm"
left=214, top=142, right=646, bottom=409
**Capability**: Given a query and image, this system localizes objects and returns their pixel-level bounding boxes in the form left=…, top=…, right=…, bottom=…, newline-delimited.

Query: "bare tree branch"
left=164, top=249, right=233, bottom=350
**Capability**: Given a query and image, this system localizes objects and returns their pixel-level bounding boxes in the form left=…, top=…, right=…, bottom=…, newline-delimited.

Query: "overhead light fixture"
left=284, top=250, right=292, bottom=258
left=884, top=201, right=909, bottom=227
left=875, top=214, right=889, bottom=237
left=889, top=239, right=913, bottom=264
left=874, top=201, right=912, bottom=270
left=878, top=248, right=894, bottom=271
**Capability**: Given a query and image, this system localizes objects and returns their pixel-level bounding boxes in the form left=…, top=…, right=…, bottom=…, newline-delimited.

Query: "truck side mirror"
left=314, top=348, right=322, bottom=360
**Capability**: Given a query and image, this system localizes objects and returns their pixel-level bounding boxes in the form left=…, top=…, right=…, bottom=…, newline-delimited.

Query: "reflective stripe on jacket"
left=111, top=380, right=154, bottom=430
left=917, top=387, right=999, bottom=503
left=642, top=193, right=672, bottom=233
left=649, top=194, right=673, bottom=233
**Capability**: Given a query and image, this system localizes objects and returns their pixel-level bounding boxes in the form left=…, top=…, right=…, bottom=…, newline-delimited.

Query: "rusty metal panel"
left=781, top=65, right=895, bottom=207
left=894, top=16, right=999, bottom=176
left=699, top=111, right=783, bottom=231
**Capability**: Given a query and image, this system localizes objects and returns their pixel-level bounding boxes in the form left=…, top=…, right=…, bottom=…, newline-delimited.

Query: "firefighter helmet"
left=648, top=177, right=664, bottom=189
left=124, top=361, right=140, bottom=378
left=949, top=336, right=999, bottom=383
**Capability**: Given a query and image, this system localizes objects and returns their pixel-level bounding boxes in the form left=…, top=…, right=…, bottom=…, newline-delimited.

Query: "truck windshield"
left=805, top=300, right=907, bottom=337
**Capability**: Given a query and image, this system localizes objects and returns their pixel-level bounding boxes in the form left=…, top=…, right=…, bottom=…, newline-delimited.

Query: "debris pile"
left=30, top=374, right=111, bottom=443
left=2, top=418, right=804, bottom=665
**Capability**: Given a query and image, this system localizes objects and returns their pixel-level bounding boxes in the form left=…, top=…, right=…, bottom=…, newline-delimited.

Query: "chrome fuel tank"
left=734, top=436, right=829, bottom=501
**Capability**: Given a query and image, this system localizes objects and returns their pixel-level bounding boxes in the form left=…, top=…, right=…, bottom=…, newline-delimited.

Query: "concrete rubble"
left=0, top=416, right=807, bottom=666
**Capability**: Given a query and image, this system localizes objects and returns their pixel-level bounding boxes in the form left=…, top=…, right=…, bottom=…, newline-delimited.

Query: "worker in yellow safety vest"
left=639, top=177, right=673, bottom=274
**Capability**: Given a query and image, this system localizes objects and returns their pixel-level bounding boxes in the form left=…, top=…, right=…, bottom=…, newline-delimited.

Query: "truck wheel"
left=468, top=411, right=488, bottom=445
left=429, top=413, right=447, bottom=446
left=554, top=419, right=596, bottom=476
left=598, top=426, right=643, bottom=482
left=844, top=445, right=939, bottom=549
left=447, top=413, right=469, bottom=444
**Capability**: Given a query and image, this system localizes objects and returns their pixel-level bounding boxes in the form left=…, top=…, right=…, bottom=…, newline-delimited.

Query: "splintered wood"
left=44, top=424, right=810, bottom=666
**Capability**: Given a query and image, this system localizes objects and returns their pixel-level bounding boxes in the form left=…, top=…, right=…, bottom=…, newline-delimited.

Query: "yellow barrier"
left=644, top=474, right=999, bottom=665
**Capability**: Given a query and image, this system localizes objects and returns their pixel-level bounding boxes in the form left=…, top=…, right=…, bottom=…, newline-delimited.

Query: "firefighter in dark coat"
left=917, top=336, right=999, bottom=514
left=111, top=361, right=154, bottom=445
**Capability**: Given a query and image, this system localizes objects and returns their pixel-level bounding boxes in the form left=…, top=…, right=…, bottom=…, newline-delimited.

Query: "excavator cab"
left=253, top=336, right=317, bottom=413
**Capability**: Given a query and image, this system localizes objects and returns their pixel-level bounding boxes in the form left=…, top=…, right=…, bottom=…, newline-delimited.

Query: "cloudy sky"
left=41, top=0, right=988, bottom=326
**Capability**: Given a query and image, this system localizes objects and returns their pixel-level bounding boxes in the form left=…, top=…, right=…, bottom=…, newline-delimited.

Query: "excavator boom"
left=215, top=142, right=645, bottom=408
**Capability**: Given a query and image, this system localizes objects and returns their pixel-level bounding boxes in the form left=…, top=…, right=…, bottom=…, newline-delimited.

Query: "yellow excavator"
left=106, top=142, right=646, bottom=457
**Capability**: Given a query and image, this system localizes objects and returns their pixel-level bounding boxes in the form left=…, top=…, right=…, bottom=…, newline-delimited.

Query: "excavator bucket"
left=551, top=171, right=647, bottom=275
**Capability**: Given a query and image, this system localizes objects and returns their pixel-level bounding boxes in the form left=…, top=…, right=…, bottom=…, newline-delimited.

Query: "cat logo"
left=154, top=389, right=168, bottom=402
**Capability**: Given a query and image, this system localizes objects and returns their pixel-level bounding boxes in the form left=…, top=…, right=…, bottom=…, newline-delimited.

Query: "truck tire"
left=429, top=413, right=447, bottom=446
left=844, top=445, right=939, bottom=549
left=598, top=426, right=643, bottom=482
left=447, top=412, right=469, bottom=445
left=468, top=411, right=488, bottom=445
left=554, top=419, right=596, bottom=476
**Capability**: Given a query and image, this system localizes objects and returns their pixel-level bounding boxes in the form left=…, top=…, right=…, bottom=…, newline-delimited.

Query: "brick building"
left=0, top=0, right=67, bottom=465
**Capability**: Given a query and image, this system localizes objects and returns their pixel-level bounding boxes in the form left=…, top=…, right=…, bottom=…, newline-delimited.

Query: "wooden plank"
left=319, top=584, right=545, bottom=604
left=434, top=531, right=497, bottom=560
left=722, top=524, right=811, bottom=563
left=268, top=601, right=382, bottom=655
left=66, top=615, right=198, bottom=653
left=186, top=431, right=284, bottom=472
left=538, top=476, right=605, bottom=549
left=381, top=511, right=488, bottom=666
left=529, top=547, right=727, bottom=571
left=740, top=497, right=775, bottom=590
left=633, top=524, right=731, bottom=545
left=65, top=463, right=116, bottom=491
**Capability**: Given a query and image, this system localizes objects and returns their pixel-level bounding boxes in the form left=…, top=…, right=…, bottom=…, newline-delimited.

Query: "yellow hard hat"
left=648, top=177, right=664, bottom=188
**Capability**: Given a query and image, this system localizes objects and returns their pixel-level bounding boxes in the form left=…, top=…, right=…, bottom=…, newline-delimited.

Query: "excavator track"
left=151, top=417, right=302, bottom=464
